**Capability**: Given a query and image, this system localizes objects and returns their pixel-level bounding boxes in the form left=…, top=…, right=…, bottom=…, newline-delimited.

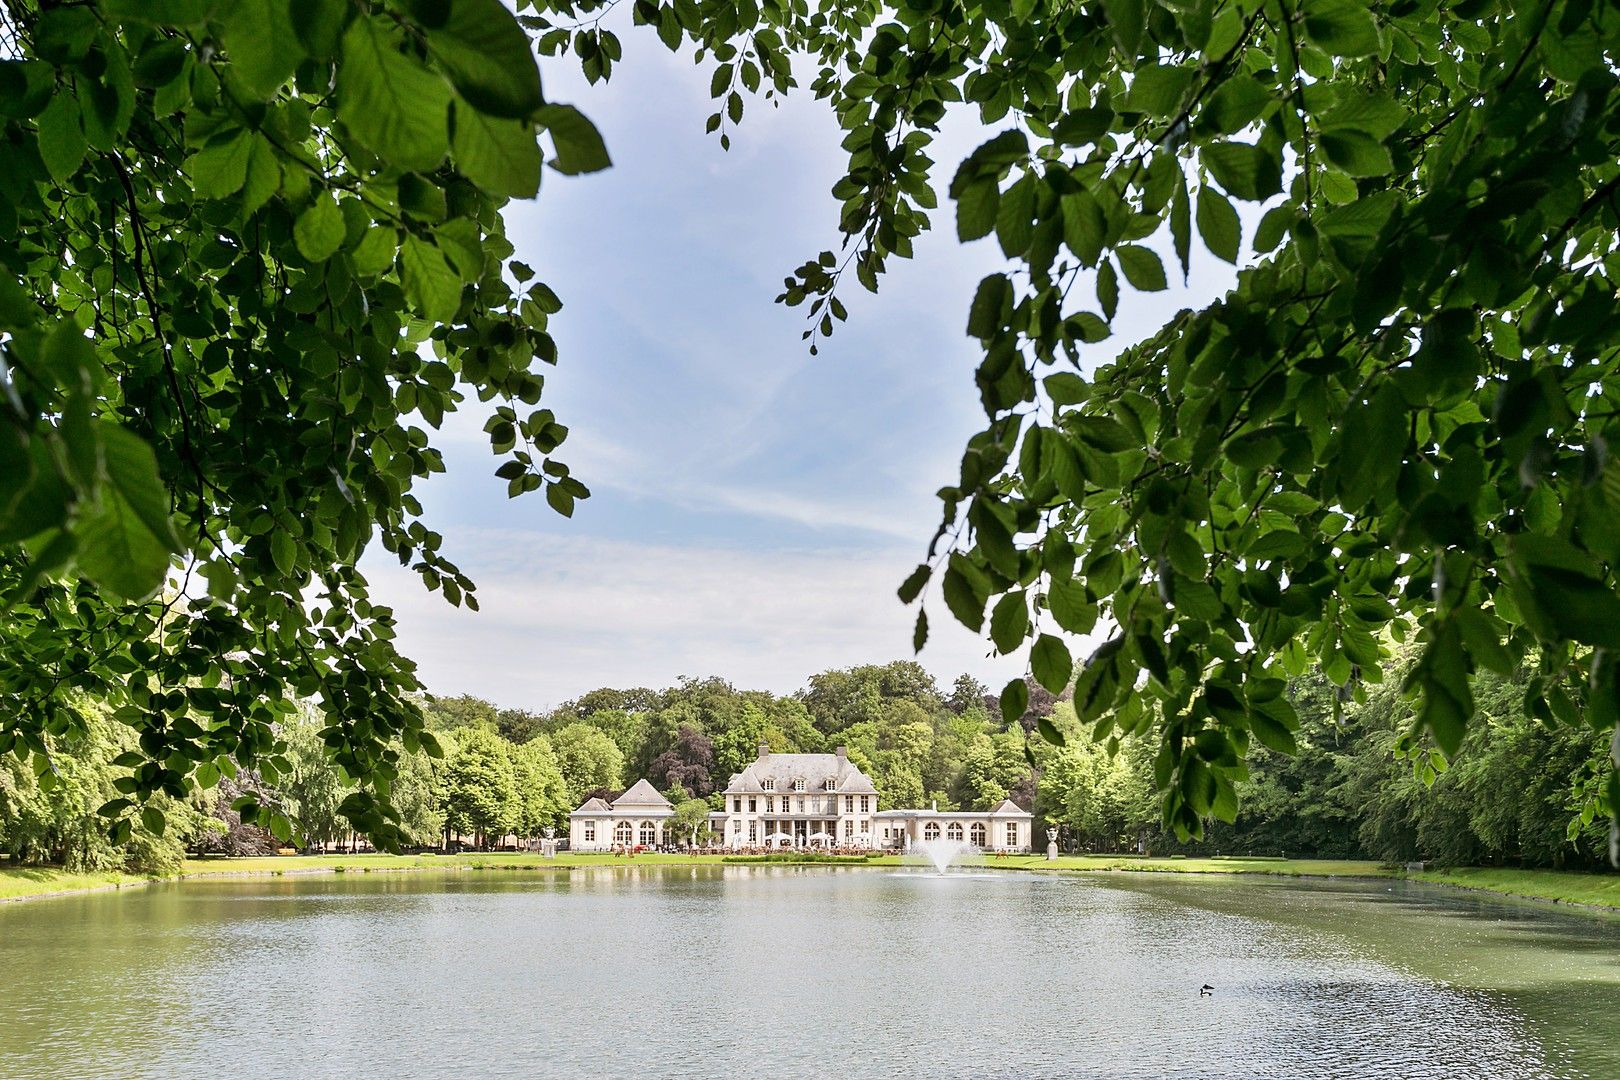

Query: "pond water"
left=2, top=867, right=1618, bottom=1078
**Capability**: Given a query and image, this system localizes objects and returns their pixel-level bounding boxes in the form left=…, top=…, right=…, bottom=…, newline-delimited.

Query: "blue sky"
left=366, top=29, right=1238, bottom=710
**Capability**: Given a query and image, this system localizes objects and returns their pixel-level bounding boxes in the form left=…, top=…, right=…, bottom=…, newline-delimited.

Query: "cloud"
left=365, top=529, right=1023, bottom=708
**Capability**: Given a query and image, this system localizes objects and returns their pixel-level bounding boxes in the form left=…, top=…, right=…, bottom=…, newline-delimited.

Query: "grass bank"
left=4, top=852, right=1618, bottom=914
left=0, top=866, right=147, bottom=901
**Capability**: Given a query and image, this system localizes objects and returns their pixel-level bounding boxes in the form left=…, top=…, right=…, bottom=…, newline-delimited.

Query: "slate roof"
left=612, top=778, right=672, bottom=808
left=990, top=798, right=1033, bottom=818
left=723, top=752, right=878, bottom=795
left=572, top=797, right=614, bottom=816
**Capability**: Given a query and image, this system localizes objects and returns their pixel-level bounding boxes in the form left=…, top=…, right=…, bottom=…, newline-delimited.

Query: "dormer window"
left=762, top=779, right=775, bottom=792
left=824, top=778, right=836, bottom=791
left=793, top=778, right=806, bottom=792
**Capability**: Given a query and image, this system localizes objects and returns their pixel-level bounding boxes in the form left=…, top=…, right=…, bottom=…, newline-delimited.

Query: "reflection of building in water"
left=568, top=744, right=1032, bottom=852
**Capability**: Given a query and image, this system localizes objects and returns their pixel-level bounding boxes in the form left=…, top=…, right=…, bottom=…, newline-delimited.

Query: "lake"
left=3, top=866, right=1618, bottom=1078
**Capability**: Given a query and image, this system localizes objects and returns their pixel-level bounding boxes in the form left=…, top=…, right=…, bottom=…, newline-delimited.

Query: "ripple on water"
left=0, top=868, right=1612, bottom=1079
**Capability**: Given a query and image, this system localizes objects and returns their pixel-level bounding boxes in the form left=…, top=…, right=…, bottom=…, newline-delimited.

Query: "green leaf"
left=1519, top=563, right=1620, bottom=648
left=1302, top=0, right=1382, bottom=58
left=545, top=482, right=575, bottom=517
left=1103, top=0, right=1145, bottom=54
left=990, top=591, right=1030, bottom=653
left=293, top=191, right=345, bottom=262
left=1195, top=186, right=1240, bottom=263
left=942, top=554, right=988, bottom=631
left=999, top=678, right=1029, bottom=725
left=1044, top=373, right=1087, bottom=405
left=1321, top=129, right=1394, bottom=177
left=218, top=0, right=304, bottom=99
left=1061, top=190, right=1106, bottom=265
left=1115, top=245, right=1167, bottom=291
left=1048, top=576, right=1096, bottom=634
left=186, top=129, right=253, bottom=199
left=338, top=16, right=451, bottom=172
left=537, top=104, right=611, bottom=175
left=290, top=0, right=347, bottom=59
left=101, top=0, right=213, bottom=23
left=423, top=0, right=543, bottom=119
left=75, top=423, right=183, bottom=601
left=1204, top=76, right=1274, bottom=134
left=141, top=804, right=167, bottom=837
left=352, top=227, right=399, bottom=275
left=1031, top=633, right=1073, bottom=693
left=957, top=179, right=999, bottom=241
left=1036, top=714, right=1067, bottom=747
left=35, top=91, right=87, bottom=185
left=1249, top=706, right=1298, bottom=755
left=1096, top=258, right=1119, bottom=320
left=1122, top=63, right=1191, bottom=119
left=897, top=563, right=930, bottom=604
left=452, top=104, right=541, bottom=198
left=240, top=134, right=282, bottom=215
left=270, top=529, right=296, bottom=575
left=1202, top=141, right=1281, bottom=200
left=401, top=235, right=462, bottom=323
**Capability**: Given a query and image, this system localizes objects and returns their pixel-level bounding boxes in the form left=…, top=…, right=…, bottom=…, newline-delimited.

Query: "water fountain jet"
left=909, top=837, right=975, bottom=875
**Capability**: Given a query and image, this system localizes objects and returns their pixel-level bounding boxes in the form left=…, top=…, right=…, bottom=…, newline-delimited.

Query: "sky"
left=364, top=27, right=1239, bottom=711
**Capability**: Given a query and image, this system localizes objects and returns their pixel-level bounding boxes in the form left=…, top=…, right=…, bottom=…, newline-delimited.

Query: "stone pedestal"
left=1046, top=827, right=1058, bottom=861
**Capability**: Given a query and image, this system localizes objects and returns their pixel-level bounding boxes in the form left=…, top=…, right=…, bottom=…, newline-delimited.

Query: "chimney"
left=835, top=745, right=847, bottom=760
left=757, top=740, right=770, bottom=761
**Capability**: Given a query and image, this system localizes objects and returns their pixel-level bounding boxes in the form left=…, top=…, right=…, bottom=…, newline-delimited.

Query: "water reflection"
left=2, top=868, right=1616, bottom=1079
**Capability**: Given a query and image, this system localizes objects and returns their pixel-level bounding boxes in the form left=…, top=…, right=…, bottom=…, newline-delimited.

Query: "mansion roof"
left=724, top=750, right=877, bottom=795
left=614, top=778, right=672, bottom=807
left=570, top=779, right=674, bottom=817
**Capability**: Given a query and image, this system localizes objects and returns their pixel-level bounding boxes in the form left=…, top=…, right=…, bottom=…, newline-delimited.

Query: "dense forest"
left=3, top=650, right=1611, bottom=875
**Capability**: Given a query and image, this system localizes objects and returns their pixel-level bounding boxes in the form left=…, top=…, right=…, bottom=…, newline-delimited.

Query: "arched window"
left=970, top=823, right=986, bottom=847
left=924, top=822, right=940, bottom=841
left=946, top=822, right=964, bottom=842
left=615, top=821, right=633, bottom=845
left=640, top=821, right=657, bottom=846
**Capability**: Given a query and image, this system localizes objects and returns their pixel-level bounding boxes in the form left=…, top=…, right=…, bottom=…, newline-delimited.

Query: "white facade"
left=872, top=801, right=1033, bottom=853
left=567, top=747, right=1036, bottom=853
left=567, top=779, right=674, bottom=852
left=719, top=744, right=881, bottom=849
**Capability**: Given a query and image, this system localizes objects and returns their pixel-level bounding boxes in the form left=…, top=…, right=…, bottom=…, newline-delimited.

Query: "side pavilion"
left=566, top=779, right=674, bottom=851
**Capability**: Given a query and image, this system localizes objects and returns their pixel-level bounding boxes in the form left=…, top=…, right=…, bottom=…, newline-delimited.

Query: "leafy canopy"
left=6, top=0, right=1620, bottom=854
left=0, top=0, right=604, bottom=849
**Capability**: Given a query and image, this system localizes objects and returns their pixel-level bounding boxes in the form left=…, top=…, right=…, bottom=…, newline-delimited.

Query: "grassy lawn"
left=0, top=866, right=147, bottom=902
left=1409, top=866, right=1620, bottom=909
left=6, top=851, right=1619, bottom=912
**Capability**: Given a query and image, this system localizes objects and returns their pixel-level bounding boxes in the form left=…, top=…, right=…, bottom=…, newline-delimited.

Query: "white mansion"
left=568, top=744, right=1033, bottom=853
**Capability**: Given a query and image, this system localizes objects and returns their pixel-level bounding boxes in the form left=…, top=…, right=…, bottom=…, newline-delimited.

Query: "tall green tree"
left=443, top=727, right=518, bottom=846
left=0, top=0, right=603, bottom=847
left=550, top=722, right=624, bottom=807
left=509, top=734, right=568, bottom=839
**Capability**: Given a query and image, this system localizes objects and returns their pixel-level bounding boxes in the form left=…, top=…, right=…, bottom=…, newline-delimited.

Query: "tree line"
left=6, top=652, right=1612, bottom=874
